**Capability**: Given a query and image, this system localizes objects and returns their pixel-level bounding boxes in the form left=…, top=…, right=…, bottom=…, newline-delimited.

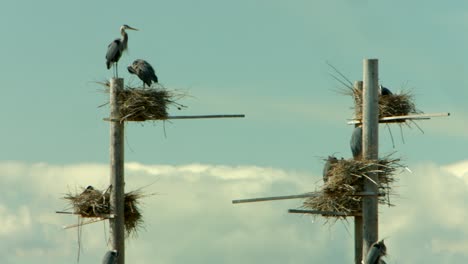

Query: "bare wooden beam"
left=350, top=192, right=385, bottom=197
left=110, top=78, right=125, bottom=264
left=362, top=59, right=379, bottom=257
left=288, top=209, right=361, bottom=217
left=55, top=211, right=76, bottom=215
left=167, top=114, right=245, bottom=119
left=232, top=191, right=380, bottom=204
left=232, top=193, right=318, bottom=204
left=347, top=112, right=450, bottom=125
left=103, top=114, right=245, bottom=122
left=63, top=218, right=107, bottom=229
left=355, top=215, right=363, bottom=264
left=55, top=211, right=116, bottom=219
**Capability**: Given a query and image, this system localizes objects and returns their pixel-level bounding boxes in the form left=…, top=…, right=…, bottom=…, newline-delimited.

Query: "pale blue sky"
left=0, top=1, right=467, bottom=263
left=0, top=0, right=465, bottom=170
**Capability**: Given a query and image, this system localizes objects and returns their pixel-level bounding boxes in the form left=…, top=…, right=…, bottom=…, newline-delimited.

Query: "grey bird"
left=127, top=59, right=159, bottom=87
left=102, top=250, right=118, bottom=264
left=365, top=240, right=387, bottom=264
left=323, top=156, right=338, bottom=183
left=350, top=126, right=363, bottom=160
left=106, top=24, right=138, bottom=77
left=81, top=185, right=95, bottom=195
left=380, top=85, right=393, bottom=96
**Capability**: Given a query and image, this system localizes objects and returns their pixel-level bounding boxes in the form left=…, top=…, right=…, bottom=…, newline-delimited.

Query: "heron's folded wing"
left=105, top=39, right=121, bottom=60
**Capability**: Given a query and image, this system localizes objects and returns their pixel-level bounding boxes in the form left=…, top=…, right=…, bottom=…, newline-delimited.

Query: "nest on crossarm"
left=303, top=156, right=401, bottom=219
left=115, top=86, right=186, bottom=122
left=63, top=186, right=147, bottom=237
left=99, top=82, right=187, bottom=122
left=348, top=88, right=421, bottom=122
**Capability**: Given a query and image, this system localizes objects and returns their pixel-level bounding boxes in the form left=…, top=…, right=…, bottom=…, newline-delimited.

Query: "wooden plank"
left=103, top=114, right=245, bottom=122
left=232, top=193, right=318, bottom=204
left=288, top=209, right=361, bottom=217
left=347, top=112, right=450, bottom=125
left=167, top=114, right=245, bottom=119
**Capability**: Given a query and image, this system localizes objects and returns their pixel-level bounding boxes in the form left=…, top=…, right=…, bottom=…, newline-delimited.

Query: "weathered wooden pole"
left=109, top=78, right=125, bottom=264
left=361, top=59, right=379, bottom=260
left=354, top=213, right=363, bottom=264
left=354, top=80, right=364, bottom=264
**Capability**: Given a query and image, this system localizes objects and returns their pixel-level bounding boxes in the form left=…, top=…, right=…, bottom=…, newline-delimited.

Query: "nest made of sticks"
left=303, top=156, right=401, bottom=218
left=64, top=187, right=145, bottom=237
left=349, top=88, right=421, bottom=122
left=116, top=87, right=186, bottom=121
left=99, top=83, right=187, bottom=122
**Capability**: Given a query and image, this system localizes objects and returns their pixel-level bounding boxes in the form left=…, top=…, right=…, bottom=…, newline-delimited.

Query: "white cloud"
left=0, top=205, right=31, bottom=236
left=442, top=160, right=468, bottom=179
left=0, top=160, right=467, bottom=263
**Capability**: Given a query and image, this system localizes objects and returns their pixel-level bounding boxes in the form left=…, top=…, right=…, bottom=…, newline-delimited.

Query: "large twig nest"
left=64, top=186, right=147, bottom=237
left=116, top=87, right=186, bottom=122
left=349, top=88, right=421, bottom=122
left=303, top=156, right=401, bottom=218
left=100, top=83, right=187, bottom=122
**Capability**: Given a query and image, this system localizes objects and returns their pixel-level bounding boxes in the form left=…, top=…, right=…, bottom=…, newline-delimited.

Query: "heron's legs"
left=115, top=62, right=119, bottom=78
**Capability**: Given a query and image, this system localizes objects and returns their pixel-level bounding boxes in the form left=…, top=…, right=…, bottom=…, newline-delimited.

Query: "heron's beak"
left=128, top=26, right=139, bottom=31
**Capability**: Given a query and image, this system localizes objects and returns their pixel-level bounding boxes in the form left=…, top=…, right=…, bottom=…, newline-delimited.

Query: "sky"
left=0, top=0, right=467, bottom=263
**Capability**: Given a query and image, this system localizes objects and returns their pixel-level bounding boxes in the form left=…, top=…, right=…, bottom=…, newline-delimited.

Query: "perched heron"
left=106, top=24, right=138, bottom=77
left=323, top=156, right=338, bottom=183
left=365, top=240, right=387, bottom=264
left=350, top=126, right=362, bottom=160
left=380, top=85, right=393, bottom=96
left=102, top=250, right=118, bottom=264
left=127, top=59, right=159, bottom=87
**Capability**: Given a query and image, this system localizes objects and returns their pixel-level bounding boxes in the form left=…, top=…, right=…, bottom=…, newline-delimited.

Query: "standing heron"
left=323, top=156, right=338, bottom=183
left=102, top=250, right=118, bottom=264
left=127, top=59, right=159, bottom=87
left=350, top=126, right=363, bottom=160
left=379, top=85, right=393, bottom=96
left=106, top=24, right=138, bottom=78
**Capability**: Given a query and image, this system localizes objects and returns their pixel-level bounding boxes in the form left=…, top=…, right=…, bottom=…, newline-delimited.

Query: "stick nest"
left=64, top=187, right=146, bottom=237
left=303, top=156, right=401, bottom=218
left=102, top=84, right=186, bottom=122
left=349, top=88, right=421, bottom=122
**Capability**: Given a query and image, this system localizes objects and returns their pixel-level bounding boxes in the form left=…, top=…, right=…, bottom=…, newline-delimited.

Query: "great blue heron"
left=350, top=126, right=362, bottom=160
left=365, top=240, right=387, bottom=264
left=102, top=250, right=118, bottom=264
left=127, top=59, right=159, bottom=87
left=106, top=24, right=138, bottom=78
left=323, top=156, right=338, bottom=183
left=380, top=85, right=393, bottom=96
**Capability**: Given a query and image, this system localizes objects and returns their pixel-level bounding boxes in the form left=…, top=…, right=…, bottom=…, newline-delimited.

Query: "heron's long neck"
left=121, top=29, right=128, bottom=50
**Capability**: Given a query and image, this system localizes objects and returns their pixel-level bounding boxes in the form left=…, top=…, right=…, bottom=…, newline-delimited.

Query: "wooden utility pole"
left=109, top=78, right=125, bottom=264
left=361, top=59, right=379, bottom=259
left=230, top=59, right=450, bottom=263
left=354, top=80, right=364, bottom=264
